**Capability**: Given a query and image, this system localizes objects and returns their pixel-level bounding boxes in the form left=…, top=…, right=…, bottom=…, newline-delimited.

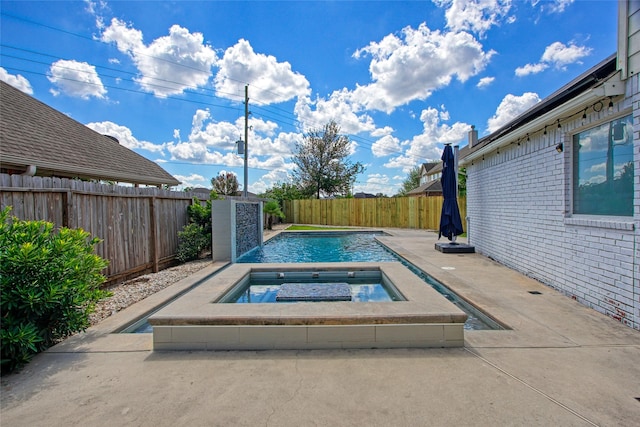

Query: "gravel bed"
left=89, top=258, right=212, bottom=326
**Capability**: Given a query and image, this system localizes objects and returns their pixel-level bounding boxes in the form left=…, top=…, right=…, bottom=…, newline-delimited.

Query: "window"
left=572, top=114, right=634, bottom=216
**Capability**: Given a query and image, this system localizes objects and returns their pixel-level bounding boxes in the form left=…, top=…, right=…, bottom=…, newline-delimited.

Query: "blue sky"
left=0, top=0, right=618, bottom=195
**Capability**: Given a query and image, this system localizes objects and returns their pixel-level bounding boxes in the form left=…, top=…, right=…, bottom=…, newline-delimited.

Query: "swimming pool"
left=237, top=232, right=397, bottom=263
left=123, top=231, right=502, bottom=335
left=237, top=231, right=500, bottom=330
left=219, top=269, right=404, bottom=303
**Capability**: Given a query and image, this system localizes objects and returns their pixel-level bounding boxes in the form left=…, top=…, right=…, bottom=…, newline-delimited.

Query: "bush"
left=0, top=207, right=109, bottom=374
left=176, top=198, right=213, bottom=263
left=263, top=200, right=285, bottom=230
left=176, top=223, right=209, bottom=263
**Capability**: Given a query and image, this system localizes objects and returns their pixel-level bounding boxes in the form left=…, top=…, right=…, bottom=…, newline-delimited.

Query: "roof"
left=407, top=179, right=442, bottom=195
left=354, top=192, right=376, bottom=198
left=0, top=81, right=179, bottom=186
left=463, top=54, right=619, bottom=163
left=420, top=162, right=439, bottom=175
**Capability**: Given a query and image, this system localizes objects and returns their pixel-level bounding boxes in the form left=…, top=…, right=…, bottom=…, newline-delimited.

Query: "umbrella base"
left=435, top=242, right=475, bottom=254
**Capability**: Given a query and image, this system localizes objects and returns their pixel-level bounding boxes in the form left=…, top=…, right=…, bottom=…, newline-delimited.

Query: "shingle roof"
left=0, top=81, right=179, bottom=186
left=407, top=179, right=442, bottom=195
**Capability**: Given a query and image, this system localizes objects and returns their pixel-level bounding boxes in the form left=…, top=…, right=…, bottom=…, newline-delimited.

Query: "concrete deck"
left=2, top=227, right=639, bottom=426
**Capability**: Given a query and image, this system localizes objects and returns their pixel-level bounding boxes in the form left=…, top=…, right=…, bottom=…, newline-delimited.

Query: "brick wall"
left=467, top=78, right=640, bottom=330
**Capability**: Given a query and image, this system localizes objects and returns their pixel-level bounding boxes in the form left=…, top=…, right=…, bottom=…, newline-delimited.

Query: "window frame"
left=568, top=111, right=635, bottom=223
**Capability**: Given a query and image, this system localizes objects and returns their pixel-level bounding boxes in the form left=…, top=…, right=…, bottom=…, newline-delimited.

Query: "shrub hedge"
left=0, top=207, right=110, bottom=374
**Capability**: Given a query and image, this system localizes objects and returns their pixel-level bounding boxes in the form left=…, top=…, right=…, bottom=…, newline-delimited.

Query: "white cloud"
left=382, top=105, right=468, bottom=172
left=515, top=62, right=549, bottom=76
left=371, top=135, right=402, bottom=158
left=477, top=76, right=495, bottom=88
left=515, top=41, right=591, bottom=76
left=370, top=126, right=395, bottom=137
left=174, top=173, right=207, bottom=189
left=85, top=121, right=165, bottom=152
left=540, top=0, right=575, bottom=14
left=215, top=39, right=310, bottom=104
left=294, top=91, right=376, bottom=135
left=0, top=67, right=33, bottom=94
left=354, top=173, right=395, bottom=196
left=186, top=109, right=241, bottom=149
left=486, top=92, right=541, bottom=132
left=47, top=59, right=106, bottom=99
left=100, top=18, right=218, bottom=97
left=353, top=23, right=495, bottom=113
left=434, top=0, right=514, bottom=36
left=541, top=41, right=592, bottom=69
left=384, top=154, right=421, bottom=173
left=166, top=141, right=244, bottom=166
left=408, top=106, right=468, bottom=160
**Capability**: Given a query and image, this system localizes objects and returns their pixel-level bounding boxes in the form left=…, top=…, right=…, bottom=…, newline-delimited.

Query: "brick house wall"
left=466, top=76, right=640, bottom=330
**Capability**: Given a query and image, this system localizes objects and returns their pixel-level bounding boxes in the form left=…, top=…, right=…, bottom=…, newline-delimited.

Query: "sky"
left=0, top=0, right=619, bottom=195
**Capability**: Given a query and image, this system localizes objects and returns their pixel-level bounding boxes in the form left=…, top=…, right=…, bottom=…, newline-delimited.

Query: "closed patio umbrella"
left=438, top=144, right=464, bottom=242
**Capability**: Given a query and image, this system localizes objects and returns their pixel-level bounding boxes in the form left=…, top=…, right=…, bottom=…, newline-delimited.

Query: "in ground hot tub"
left=149, top=262, right=467, bottom=350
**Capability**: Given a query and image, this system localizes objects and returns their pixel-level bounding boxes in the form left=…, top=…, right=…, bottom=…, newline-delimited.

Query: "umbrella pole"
left=452, top=145, right=459, bottom=244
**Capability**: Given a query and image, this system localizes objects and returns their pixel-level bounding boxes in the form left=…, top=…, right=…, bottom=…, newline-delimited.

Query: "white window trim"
left=568, top=111, right=634, bottom=222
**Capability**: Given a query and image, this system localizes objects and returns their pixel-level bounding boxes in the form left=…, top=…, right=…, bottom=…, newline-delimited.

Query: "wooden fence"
left=0, top=174, right=204, bottom=284
left=283, top=196, right=466, bottom=230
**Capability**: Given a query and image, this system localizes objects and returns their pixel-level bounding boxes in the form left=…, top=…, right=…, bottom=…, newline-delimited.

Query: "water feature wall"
left=211, top=199, right=263, bottom=262
left=235, top=202, right=261, bottom=259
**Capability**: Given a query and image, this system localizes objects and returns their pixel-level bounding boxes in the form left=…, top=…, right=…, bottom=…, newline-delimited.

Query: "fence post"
left=150, top=196, right=159, bottom=273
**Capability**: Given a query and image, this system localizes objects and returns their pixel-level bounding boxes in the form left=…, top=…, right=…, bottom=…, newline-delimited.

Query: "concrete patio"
left=1, top=227, right=639, bottom=426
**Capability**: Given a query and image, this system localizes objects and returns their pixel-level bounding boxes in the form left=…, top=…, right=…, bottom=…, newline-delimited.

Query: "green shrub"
left=263, top=200, right=285, bottom=230
left=0, top=207, right=109, bottom=374
left=176, top=223, right=209, bottom=263
left=176, top=198, right=213, bottom=264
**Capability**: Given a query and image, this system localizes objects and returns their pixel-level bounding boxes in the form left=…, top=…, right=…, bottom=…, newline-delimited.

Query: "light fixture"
left=608, top=97, right=614, bottom=113
left=543, top=125, right=547, bottom=135
left=557, top=119, right=561, bottom=129
left=593, top=101, right=603, bottom=112
left=581, top=108, right=587, bottom=125
left=556, top=143, right=563, bottom=153
left=526, top=133, right=530, bottom=142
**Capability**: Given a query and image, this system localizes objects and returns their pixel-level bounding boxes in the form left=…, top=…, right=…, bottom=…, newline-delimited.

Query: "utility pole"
left=243, top=85, right=249, bottom=198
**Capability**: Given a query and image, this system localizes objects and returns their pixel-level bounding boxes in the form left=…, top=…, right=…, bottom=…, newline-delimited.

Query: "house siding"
left=466, top=78, right=640, bottom=331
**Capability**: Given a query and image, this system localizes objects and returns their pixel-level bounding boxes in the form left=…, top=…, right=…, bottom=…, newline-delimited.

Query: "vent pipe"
left=104, top=134, right=120, bottom=144
left=23, top=165, right=36, bottom=176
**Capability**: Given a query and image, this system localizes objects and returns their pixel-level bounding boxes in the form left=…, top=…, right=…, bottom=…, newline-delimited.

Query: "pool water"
left=239, top=232, right=501, bottom=331
left=122, top=231, right=503, bottom=333
left=237, top=232, right=397, bottom=263
left=223, top=280, right=402, bottom=303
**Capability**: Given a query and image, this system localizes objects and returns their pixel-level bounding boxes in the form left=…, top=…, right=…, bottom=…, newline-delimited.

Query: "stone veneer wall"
left=235, top=202, right=260, bottom=258
left=211, top=199, right=262, bottom=262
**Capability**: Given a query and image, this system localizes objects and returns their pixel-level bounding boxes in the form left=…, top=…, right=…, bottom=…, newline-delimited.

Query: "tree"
left=263, top=200, right=285, bottom=230
left=457, top=168, right=467, bottom=197
left=397, top=166, right=421, bottom=196
left=211, top=172, right=239, bottom=196
left=292, top=121, right=365, bottom=198
left=259, top=182, right=304, bottom=203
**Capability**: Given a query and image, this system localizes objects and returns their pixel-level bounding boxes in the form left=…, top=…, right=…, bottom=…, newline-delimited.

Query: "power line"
left=1, top=13, right=447, bottom=174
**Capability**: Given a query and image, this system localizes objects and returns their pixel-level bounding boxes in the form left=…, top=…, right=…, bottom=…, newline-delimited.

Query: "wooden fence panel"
left=0, top=173, right=202, bottom=284
left=284, top=196, right=467, bottom=231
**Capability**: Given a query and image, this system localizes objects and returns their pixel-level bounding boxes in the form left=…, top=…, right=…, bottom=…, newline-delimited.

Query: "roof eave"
left=1, top=155, right=180, bottom=186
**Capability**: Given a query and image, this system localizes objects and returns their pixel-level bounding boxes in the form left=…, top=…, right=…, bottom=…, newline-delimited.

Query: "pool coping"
left=149, top=262, right=468, bottom=350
